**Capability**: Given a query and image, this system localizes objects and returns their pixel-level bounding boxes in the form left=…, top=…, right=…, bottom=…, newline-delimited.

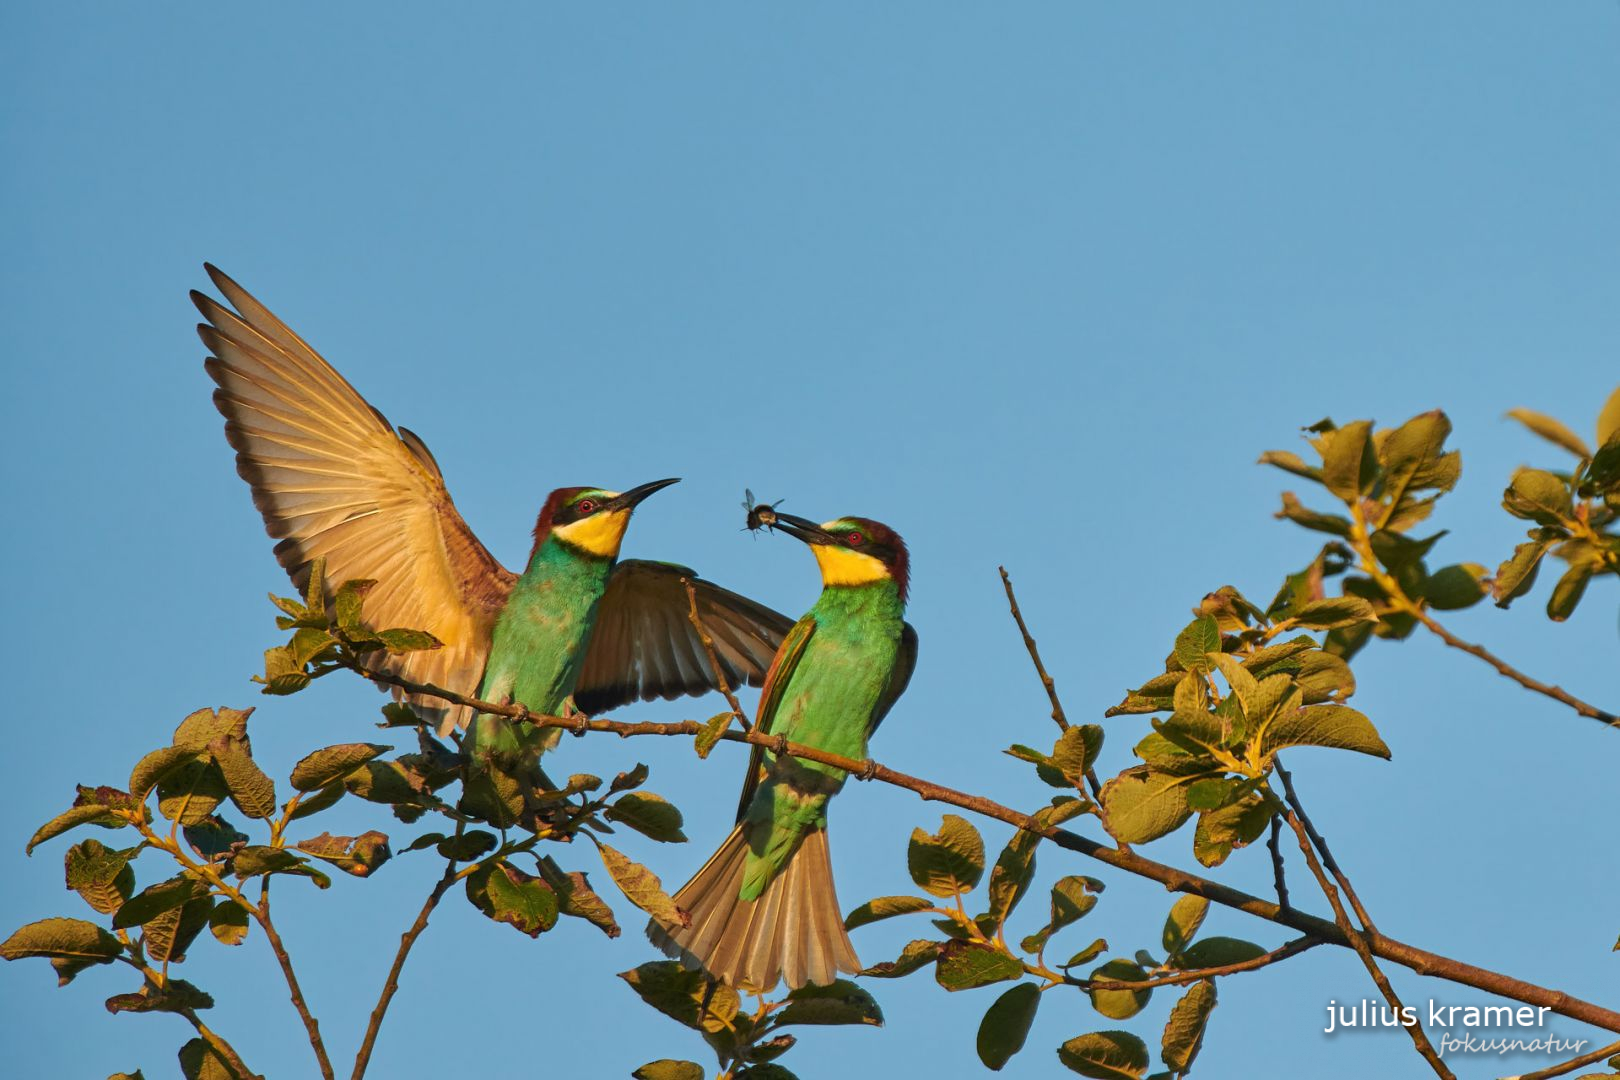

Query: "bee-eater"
left=193, top=265, right=792, bottom=787
left=649, top=511, right=917, bottom=991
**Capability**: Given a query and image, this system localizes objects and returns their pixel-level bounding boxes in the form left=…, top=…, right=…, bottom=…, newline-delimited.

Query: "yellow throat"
left=811, top=541, right=890, bottom=588
left=552, top=506, right=632, bottom=558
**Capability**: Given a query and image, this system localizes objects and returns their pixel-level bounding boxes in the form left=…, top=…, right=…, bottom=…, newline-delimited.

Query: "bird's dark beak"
left=609, top=477, right=681, bottom=512
left=766, top=511, right=837, bottom=546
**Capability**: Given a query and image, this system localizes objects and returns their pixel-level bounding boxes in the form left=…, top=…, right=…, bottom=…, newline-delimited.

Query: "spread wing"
left=195, top=264, right=515, bottom=733
left=574, top=560, right=794, bottom=716
left=733, top=614, right=817, bottom=822
left=869, top=622, right=918, bottom=738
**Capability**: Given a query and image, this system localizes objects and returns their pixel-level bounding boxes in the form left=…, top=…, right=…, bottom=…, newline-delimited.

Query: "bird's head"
left=533, top=478, right=680, bottom=559
left=764, top=511, right=910, bottom=602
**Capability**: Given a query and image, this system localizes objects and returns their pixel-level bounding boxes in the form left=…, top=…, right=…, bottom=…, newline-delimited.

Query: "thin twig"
left=1347, top=504, right=1616, bottom=729
left=1279, top=798, right=1453, bottom=1079
left=1268, top=814, right=1290, bottom=910
left=1510, top=1035, right=1620, bottom=1080
left=338, top=657, right=1620, bottom=1035
left=682, top=578, right=751, bottom=731
left=1085, top=935, right=1321, bottom=991
left=351, top=843, right=464, bottom=1079
left=1276, top=761, right=1374, bottom=931
left=114, top=947, right=260, bottom=1080
left=998, top=567, right=1103, bottom=801
left=253, top=883, right=336, bottom=1080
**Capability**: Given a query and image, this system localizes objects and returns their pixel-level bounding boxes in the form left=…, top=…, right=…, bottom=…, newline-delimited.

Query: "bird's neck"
left=811, top=578, right=905, bottom=625
left=517, top=534, right=615, bottom=591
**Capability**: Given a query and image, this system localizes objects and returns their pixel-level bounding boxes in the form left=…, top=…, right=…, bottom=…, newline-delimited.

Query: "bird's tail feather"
left=647, top=825, right=859, bottom=993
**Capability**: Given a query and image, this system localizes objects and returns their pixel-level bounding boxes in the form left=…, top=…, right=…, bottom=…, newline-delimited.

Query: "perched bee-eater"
left=193, top=265, right=792, bottom=796
left=649, top=510, right=917, bottom=991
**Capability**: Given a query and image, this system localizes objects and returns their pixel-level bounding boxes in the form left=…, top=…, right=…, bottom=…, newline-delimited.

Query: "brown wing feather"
left=733, top=614, right=817, bottom=821
left=196, top=264, right=515, bottom=732
left=573, top=561, right=793, bottom=716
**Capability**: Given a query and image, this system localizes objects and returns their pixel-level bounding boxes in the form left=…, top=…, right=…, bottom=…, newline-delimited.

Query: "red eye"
left=846, top=531, right=864, bottom=546
left=577, top=499, right=597, bottom=514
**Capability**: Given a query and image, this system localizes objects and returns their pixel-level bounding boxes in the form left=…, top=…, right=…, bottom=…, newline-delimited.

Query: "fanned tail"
left=647, top=825, right=859, bottom=993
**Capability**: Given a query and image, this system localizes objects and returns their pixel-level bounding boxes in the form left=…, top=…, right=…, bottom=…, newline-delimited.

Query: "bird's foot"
left=506, top=699, right=531, bottom=724
left=560, top=697, right=592, bottom=737
left=856, top=758, right=879, bottom=782
left=772, top=733, right=789, bottom=756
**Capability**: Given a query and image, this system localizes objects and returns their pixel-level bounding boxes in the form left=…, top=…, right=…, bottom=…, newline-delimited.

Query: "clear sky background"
left=2, top=4, right=1616, bottom=1078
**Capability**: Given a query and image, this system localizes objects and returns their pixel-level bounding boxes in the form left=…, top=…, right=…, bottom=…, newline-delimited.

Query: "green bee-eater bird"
left=192, top=265, right=793, bottom=789
left=650, top=510, right=917, bottom=991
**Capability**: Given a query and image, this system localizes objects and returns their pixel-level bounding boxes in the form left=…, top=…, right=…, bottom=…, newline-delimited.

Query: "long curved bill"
left=764, top=511, right=839, bottom=546
left=607, top=477, right=681, bottom=512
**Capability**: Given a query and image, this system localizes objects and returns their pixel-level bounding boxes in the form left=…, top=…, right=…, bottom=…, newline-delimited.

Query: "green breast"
left=478, top=537, right=614, bottom=714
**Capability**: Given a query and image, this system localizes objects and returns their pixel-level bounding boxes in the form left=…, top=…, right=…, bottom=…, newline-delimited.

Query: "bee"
left=742, top=488, right=785, bottom=533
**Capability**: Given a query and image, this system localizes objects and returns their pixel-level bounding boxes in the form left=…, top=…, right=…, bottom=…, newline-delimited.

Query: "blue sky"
left=2, top=4, right=1616, bottom=1078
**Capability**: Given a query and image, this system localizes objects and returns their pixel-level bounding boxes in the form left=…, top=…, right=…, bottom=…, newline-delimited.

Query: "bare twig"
left=339, top=657, right=1620, bottom=1035
left=1276, top=761, right=1374, bottom=930
left=1347, top=505, right=1616, bottom=729
left=682, top=578, right=751, bottom=731
left=1279, top=796, right=1452, bottom=1079
left=351, top=841, right=464, bottom=1079
left=1085, top=935, right=1321, bottom=991
left=1510, top=1035, right=1620, bottom=1080
left=114, top=946, right=259, bottom=1080
left=998, top=567, right=1103, bottom=801
left=254, top=881, right=336, bottom=1080
left=1268, top=814, right=1290, bottom=910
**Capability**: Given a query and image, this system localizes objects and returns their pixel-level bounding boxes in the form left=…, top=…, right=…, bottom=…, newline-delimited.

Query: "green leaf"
left=1321, top=419, right=1377, bottom=502
left=27, top=802, right=127, bottom=856
left=976, top=982, right=1041, bottom=1071
left=1050, top=725, right=1104, bottom=786
left=619, top=961, right=739, bottom=1033
left=208, top=900, right=250, bottom=946
left=1059, top=938, right=1110, bottom=969
left=288, top=780, right=348, bottom=821
left=1257, top=449, right=1322, bottom=482
left=469, top=861, right=559, bottom=937
left=1507, top=408, right=1590, bottom=458
left=861, top=939, right=942, bottom=979
left=213, top=736, right=276, bottom=820
left=65, top=839, right=138, bottom=915
left=289, top=743, right=392, bottom=791
left=141, top=896, right=211, bottom=964
left=1100, top=769, right=1192, bottom=844
left=183, top=815, right=249, bottom=861
left=1598, top=385, right=1620, bottom=450
left=776, top=979, right=883, bottom=1026
left=1177, top=936, right=1268, bottom=968
left=436, top=830, right=497, bottom=862
left=734, top=1066, right=799, bottom=1080
left=172, top=707, right=250, bottom=752
left=1493, top=537, right=1555, bottom=606
left=1020, top=875, right=1101, bottom=954
left=178, top=1037, right=234, bottom=1080
left=536, top=856, right=622, bottom=938
left=155, top=761, right=229, bottom=826
left=605, top=793, right=688, bottom=843
left=105, top=976, right=213, bottom=1014
left=295, top=830, right=393, bottom=877
left=1259, top=704, right=1390, bottom=760
left=377, top=627, right=442, bottom=653
left=1193, top=796, right=1273, bottom=868
left=695, top=711, right=734, bottom=759
left=1295, top=649, right=1356, bottom=704
left=633, top=1062, right=705, bottom=1080
left=112, top=875, right=207, bottom=930
left=1548, top=562, right=1595, bottom=622
left=1088, top=959, right=1151, bottom=1019
left=343, top=760, right=431, bottom=805
left=1274, top=492, right=1352, bottom=537
left=1057, top=1030, right=1150, bottom=1079
left=935, top=940, right=1023, bottom=991
left=0, top=917, right=123, bottom=968
left=844, top=895, right=934, bottom=930
left=1419, top=563, right=1488, bottom=610
left=1290, top=596, right=1376, bottom=630
left=1503, top=468, right=1573, bottom=525
left=1161, top=980, right=1218, bottom=1073
left=1162, top=895, right=1209, bottom=956
left=130, top=745, right=200, bottom=801
left=1172, top=616, right=1221, bottom=675
left=907, top=815, right=985, bottom=898
left=986, top=829, right=1041, bottom=925
left=598, top=843, right=686, bottom=927
left=232, top=845, right=331, bottom=888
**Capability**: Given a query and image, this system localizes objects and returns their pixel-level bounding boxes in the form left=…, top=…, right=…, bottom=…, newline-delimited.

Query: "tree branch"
left=682, top=578, right=750, bottom=731
left=340, top=658, right=1620, bottom=1035
left=1085, top=935, right=1321, bottom=991
left=350, top=844, right=463, bottom=1080
left=254, top=881, right=335, bottom=1080
left=1268, top=814, right=1290, bottom=910
left=1512, top=1035, right=1620, bottom=1080
left=1276, top=784, right=1452, bottom=1078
